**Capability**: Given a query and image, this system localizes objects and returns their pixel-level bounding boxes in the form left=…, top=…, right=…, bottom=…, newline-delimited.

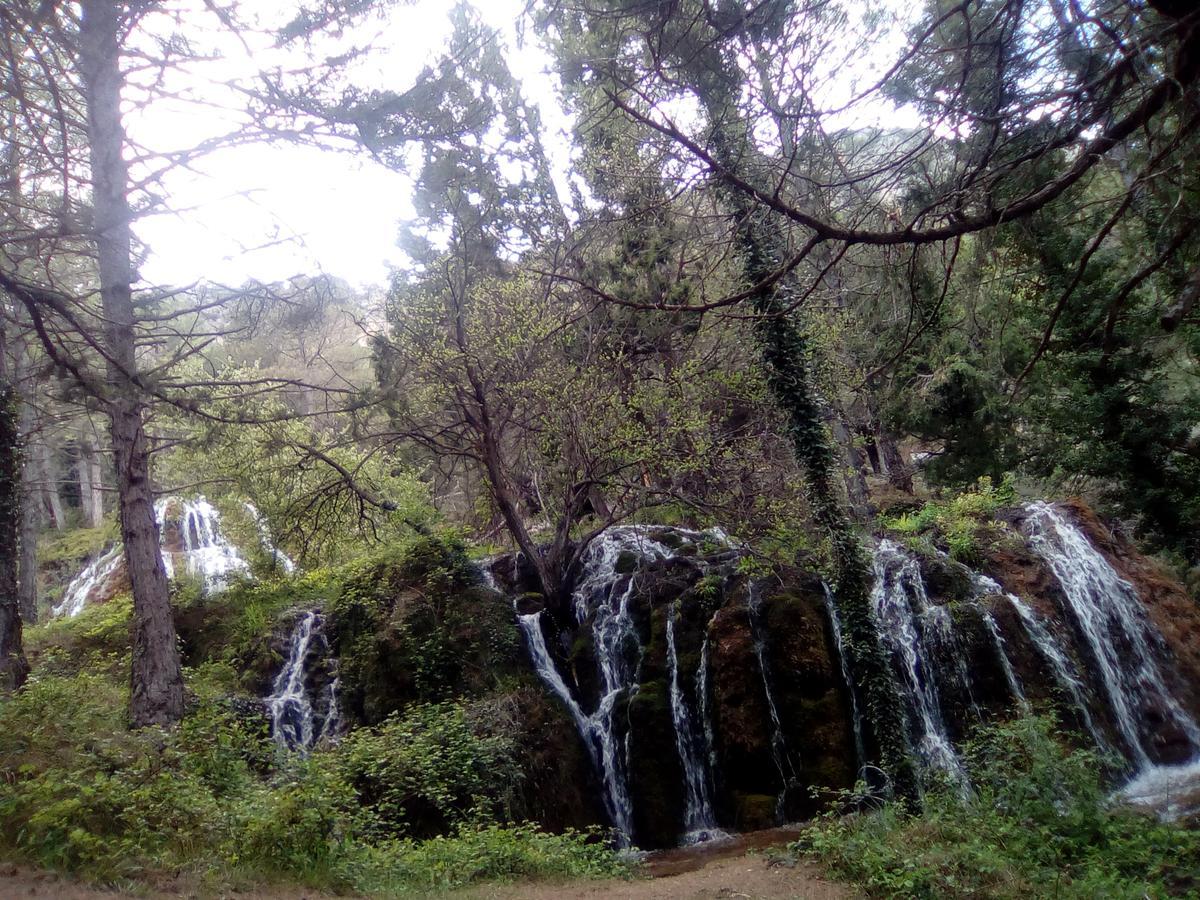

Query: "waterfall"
left=870, top=541, right=967, bottom=786
left=822, top=584, right=867, bottom=774
left=696, top=625, right=720, bottom=782
left=1006, top=592, right=1116, bottom=757
left=1024, top=502, right=1200, bottom=767
left=266, top=610, right=339, bottom=752
left=57, top=495, right=258, bottom=618
left=516, top=603, right=637, bottom=844
left=970, top=574, right=1028, bottom=710
left=981, top=609, right=1028, bottom=710
left=512, top=526, right=730, bottom=846
left=53, top=545, right=124, bottom=618
left=746, top=583, right=798, bottom=813
left=244, top=502, right=296, bottom=573
left=176, top=497, right=251, bottom=591
left=665, top=599, right=724, bottom=843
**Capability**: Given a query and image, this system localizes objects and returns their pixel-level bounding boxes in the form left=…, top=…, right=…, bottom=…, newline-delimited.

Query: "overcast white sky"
left=129, top=0, right=579, bottom=290
left=130, top=0, right=913, bottom=291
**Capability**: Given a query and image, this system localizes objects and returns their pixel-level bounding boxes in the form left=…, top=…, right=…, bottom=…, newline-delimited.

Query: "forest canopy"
left=0, top=3, right=1198, bottom=892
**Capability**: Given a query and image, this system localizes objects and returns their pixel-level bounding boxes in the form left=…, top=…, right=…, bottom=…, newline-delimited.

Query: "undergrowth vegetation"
left=794, top=715, right=1199, bottom=898
left=0, top=535, right=628, bottom=895
left=882, top=475, right=1018, bottom=562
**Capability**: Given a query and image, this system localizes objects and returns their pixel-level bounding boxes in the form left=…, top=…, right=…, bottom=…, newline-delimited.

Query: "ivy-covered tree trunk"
left=704, top=96, right=917, bottom=795
left=17, top=384, right=38, bottom=626
left=0, top=367, right=29, bottom=690
left=726, top=197, right=918, bottom=798
left=80, top=0, right=183, bottom=726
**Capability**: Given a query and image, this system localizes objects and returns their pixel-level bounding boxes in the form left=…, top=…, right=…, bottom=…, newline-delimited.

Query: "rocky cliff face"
left=495, top=504, right=1200, bottom=848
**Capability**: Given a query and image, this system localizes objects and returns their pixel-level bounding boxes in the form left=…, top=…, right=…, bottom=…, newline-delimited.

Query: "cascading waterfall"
left=696, top=625, right=720, bottom=783
left=822, top=584, right=867, bottom=773
left=244, top=502, right=296, bottom=573
left=514, top=608, right=610, bottom=818
left=176, top=497, right=250, bottom=591
left=57, top=495, right=256, bottom=618
left=746, top=583, right=798, bottom=812
left=970, top=574, right=1029, bottom=710
left=53, top=545, right=124, bottom=618
left=665, top=599, right=724, bottom=843
left=1024, top=502, right=1200, bottom=768
left=1006, top=591, right=1116, bottom=756
left=266, top=610, right=340, bottom=752
left=982, top=609, right=1028, bottom=710
left=513, top=526, right=731, bottom=846
left=870, top=541, right=967, bottom=786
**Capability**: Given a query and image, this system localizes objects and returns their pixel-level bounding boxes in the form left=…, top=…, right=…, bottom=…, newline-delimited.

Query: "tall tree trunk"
left=33, top=440, right=64, bottom=529
left=877, top=430, right=913, bottom=493
left=17, top=388, right=38, bottom=626
left=80, top=0, right=183, bottom=726
left=829, top=412, right=873, bottom=520
left=0, top=325, right=29, bottom=690
left=702, top=98, right=917, bottom=794
left=18, top=464, right=38, bottom=627
left=728, top=197, right=916, bottom=798
left=78, top=429, right=105, bottom=527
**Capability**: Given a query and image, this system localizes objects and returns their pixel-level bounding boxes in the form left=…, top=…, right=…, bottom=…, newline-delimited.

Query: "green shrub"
left=334, top=823, right=628, bottom=893
left=333, top=698, right=523, bottom=838
left=882, top=475, right=1016, bottom=562
left=794, top=715, right=1200, bottom=898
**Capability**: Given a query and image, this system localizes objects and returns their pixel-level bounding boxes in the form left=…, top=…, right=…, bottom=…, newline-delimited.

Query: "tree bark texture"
left=0, top=384, right=29, bottom=692
left=80, top=0, right=183, bottom=726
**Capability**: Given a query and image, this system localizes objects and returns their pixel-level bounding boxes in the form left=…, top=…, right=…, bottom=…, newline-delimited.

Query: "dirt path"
left=458, top=828, right=853, bottom=900
left=459, top=855, right=851, bottom=900
left=0, top=830, right=854, bottom=899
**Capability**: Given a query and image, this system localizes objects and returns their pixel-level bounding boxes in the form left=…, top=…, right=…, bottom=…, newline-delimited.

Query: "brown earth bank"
left=0, top=830, right=854, bottom=899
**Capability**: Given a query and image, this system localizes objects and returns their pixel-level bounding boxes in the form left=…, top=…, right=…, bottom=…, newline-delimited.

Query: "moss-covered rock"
left=329, top=534, right=524, bottom=726
left=760, top=582, right=857, bottom=818
left=627, top=678, right=685, bottom=848
left=732, top=792, right=778, bottom=831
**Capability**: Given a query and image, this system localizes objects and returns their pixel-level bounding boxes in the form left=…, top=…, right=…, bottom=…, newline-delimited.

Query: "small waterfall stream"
left=822, top=585, right=867, bottom=773
left=665, top=599, right=723, bottom=843
left=696, top=625, right=720, bottom=782
left=970, top=573, right=1028, bottom=710
left=53, top=545, right=124, bottom=618
left=746, top=583, right=799, bottom=813
left=266, top=610, right=340, bottom=752
left=870, top=541, right=968, bottom=786
left=1024, top=502, right=1200, bottom=784
left=1006, top=591, right=1116, bottom=756
left=244, top=502, right=296, bottom=573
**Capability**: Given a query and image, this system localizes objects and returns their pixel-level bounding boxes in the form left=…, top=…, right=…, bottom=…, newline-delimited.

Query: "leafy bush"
left=335, top=823, right=628, bottom=893
left=794, top=715, right=1200, bottom=898
left=330, top=534, right=522, bottom=722
left=333, top=698, right=523, bottom=838
left=882, top=475, right=1017, bottom=562
left=0, top=667, right=623, bottom=893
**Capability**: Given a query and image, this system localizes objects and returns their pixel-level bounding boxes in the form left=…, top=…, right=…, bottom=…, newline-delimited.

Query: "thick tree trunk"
left=18, top=470, right=38, bottom=626
left=17, top=404, right=38, bottom=626
left=878, top=430, right=914, bottom=493
left=78, top=430, right=105, bottom=527
left=829, top=413, right=873, bottom=520
left=80, top=0, right=182, bottom=726
left=33, top=440, right=64, bottom=529
left=0, top=330, right=29, bottom=689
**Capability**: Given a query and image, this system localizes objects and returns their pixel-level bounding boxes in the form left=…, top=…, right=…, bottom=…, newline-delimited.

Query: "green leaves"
left=795, top=714, right=1200, bottom=898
